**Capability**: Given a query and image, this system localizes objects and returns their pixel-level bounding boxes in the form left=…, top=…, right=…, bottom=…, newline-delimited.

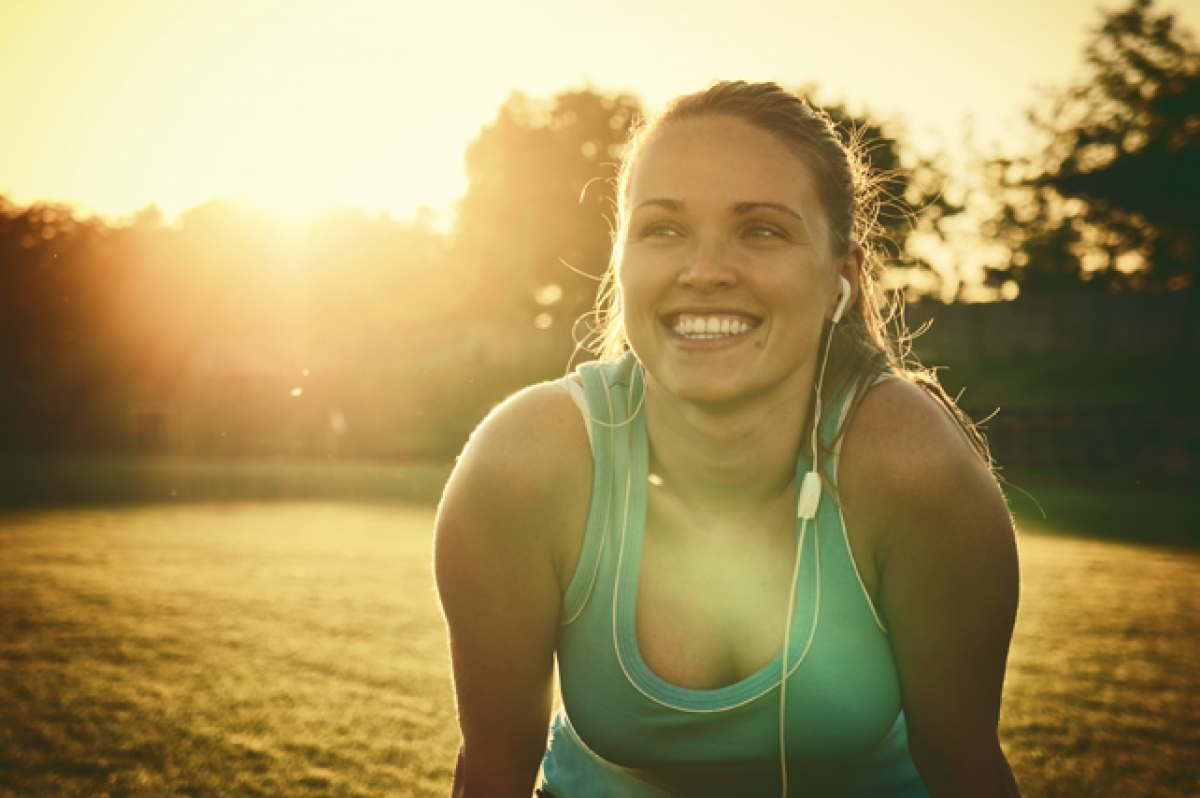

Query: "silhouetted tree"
left=0, top=195, right=477, bottom=454
left=0, top=198, right=118, bottom=449
left=984, top=0, right=1199, bottom=295
left=814, top=95, right=956, bottom=300
left=452, top=87, right=641, bottom=334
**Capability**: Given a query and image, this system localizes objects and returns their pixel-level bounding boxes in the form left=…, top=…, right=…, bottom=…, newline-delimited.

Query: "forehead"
left=626, top=116, right=821, bottom=214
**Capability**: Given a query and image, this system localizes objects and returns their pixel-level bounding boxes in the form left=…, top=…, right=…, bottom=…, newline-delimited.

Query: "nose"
left=679, top=236, right=737, bottom=291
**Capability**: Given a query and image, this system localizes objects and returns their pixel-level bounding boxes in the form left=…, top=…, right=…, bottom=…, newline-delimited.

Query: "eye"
left=744, top=223, right=786, bottom=240
left=637, top=222, right=683, bottom=239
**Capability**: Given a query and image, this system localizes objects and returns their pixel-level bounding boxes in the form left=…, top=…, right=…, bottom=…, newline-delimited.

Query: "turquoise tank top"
left=539, top=353, right=930, bottom=798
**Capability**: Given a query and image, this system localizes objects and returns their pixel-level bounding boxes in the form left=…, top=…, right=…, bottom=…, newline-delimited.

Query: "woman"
left=435, top=81, right=1020, bottom=797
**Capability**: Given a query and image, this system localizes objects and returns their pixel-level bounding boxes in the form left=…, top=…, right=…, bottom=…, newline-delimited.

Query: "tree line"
left=0, top=0, right=1194, bottom=456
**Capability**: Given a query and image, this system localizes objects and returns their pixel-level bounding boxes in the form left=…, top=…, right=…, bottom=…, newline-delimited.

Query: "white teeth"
left=671, top=315, right=756, bottom=340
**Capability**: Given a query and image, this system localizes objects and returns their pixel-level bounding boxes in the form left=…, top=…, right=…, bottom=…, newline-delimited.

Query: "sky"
left=1, top=0, right=1197, bottom=224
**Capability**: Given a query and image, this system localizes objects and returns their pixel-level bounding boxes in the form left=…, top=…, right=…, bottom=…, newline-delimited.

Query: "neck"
left=642, top=366, right=817, bottom=524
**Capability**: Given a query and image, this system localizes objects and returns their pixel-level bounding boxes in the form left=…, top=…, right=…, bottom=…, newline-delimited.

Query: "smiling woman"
left=434, top=81, right=1021, bottom=798
left=617, top=116, right=845, bottom=408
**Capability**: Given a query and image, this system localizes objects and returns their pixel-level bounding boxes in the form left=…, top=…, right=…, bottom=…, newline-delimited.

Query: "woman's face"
left=618, top=115, right=849, bottom=407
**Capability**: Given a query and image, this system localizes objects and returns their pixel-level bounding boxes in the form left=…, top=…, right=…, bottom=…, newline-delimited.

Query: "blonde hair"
left=585, top=80, right=993, bottom=471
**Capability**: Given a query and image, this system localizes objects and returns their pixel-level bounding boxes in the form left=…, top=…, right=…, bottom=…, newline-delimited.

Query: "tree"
left=0, top=197, right=119, bottom=449
left=452, top=87, right=641, bottom=331
left=984, top=0, right=1199, bottom=295
left=813, top=94, right=957, bottom=301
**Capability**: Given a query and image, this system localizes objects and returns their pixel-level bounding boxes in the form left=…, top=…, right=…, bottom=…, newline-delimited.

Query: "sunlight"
left=6, top=0, right=1197, bottom=222
left=0, top=0, right=478, bottom=220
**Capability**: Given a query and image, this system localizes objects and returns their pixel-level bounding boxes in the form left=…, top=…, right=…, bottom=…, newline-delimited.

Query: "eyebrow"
left=631, top=198, right=805, bottom=222
left=732, top=201, right=805, bottom=222
left=632, top=198, right=684, bottom=213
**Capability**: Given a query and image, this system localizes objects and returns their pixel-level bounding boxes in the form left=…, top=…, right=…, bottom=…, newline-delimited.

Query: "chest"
left=634, top=495, right=803, bottom=690
left=555, top=477, right=905, bottom=772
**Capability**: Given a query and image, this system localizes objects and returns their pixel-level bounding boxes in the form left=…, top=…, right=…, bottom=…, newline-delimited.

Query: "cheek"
left=616, top=253, right=658, bottom=315
left=763, top=271, right=833, bottom=337
left=615, top=264, right=668, bottom=357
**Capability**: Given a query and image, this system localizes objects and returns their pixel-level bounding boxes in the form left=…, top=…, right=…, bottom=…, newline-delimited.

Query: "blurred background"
left=0, top=0, right=1196, bottom=796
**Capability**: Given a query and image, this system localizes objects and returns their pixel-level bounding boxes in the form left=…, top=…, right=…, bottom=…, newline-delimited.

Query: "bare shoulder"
left=839, top=375, right=1011, bottom=566
left=436, top=381, right=593, bottom=592
left=434, top=383, right=594, bottom=795
left=841, top=376, right=992, bottom=501
left=450, top=381, right=591, bottom=497
left=840, top=378, right=1020, bottom=789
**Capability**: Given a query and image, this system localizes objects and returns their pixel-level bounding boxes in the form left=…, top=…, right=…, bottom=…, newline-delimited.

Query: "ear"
left=829, top=242, right=864, bottom=321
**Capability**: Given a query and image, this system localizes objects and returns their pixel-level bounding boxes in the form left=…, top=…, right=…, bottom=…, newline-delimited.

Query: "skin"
left=435, top=116, right=1020, bottom=797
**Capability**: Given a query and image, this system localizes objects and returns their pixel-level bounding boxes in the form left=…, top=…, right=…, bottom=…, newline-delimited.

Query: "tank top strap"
left=559, top=352, right=643, bottom=625
left=824, top=364, right=895, bottom=487
left=816, top=372, right=860, bottom=485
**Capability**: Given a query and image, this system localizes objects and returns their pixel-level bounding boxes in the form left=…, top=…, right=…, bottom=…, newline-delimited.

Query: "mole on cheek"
left=755, top=341, right=763, bottom=348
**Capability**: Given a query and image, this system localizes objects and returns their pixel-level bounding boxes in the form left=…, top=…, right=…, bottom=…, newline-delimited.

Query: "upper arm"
left=840, top=379, right=1020, bottom=793
left=434, top=382, right=592, bottom=796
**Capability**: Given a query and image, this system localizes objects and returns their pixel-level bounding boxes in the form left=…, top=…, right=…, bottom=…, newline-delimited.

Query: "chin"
left=647, top=363, right=767, bottom=408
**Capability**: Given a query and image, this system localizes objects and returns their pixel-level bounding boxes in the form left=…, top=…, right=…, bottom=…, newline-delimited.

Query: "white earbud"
left=831, top=276, right=852, bottom=324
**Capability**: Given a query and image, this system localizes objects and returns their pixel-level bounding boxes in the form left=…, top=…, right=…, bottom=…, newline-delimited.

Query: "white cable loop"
left=781, top=298, right=843, bottom=796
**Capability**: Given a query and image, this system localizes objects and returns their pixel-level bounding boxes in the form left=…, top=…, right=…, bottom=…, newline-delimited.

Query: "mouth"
left=665, top=312, right=762, bottom=341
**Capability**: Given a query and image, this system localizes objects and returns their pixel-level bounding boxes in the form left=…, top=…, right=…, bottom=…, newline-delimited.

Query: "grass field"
left=0, top=504, right=459, bottom=797
left=1, top=503, right=1198, bottom=797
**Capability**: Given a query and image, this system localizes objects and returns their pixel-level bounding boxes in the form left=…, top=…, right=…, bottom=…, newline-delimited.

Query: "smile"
left=668, top=313, right=759, bottom=340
